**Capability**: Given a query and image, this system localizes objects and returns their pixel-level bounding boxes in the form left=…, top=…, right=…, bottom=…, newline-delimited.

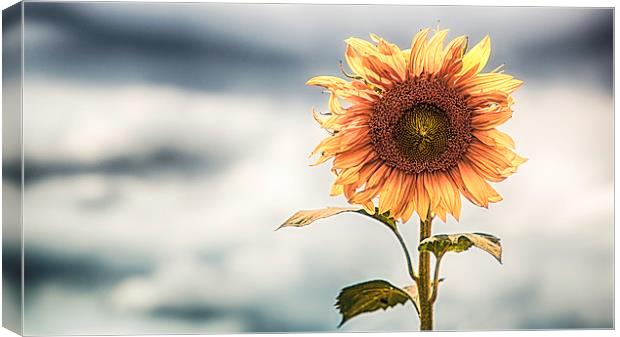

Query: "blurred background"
left=2, top=3, right=613, bottom=334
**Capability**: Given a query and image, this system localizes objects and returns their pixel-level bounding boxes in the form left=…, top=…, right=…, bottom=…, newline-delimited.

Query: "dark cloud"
left=23, top=2, right=302, bottom=93
left=149, top=303, right=327, bottom=332
left=2, top=2, right=22, bottom=80
left=21, top=3, right=613, bottom=96
left=150, top=304, right=222, bottom=322
left=4, top=147, right=227, bottom=185
left=2, top=244, right=22, bottom=295
left=0, top=247, right=153, bottom=297
left=507, top=9, right=613, bottom=91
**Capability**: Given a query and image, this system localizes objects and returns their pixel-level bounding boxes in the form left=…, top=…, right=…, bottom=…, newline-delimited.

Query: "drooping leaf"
left=418, top=232, right=502, bottom=263
left=277, top=207, right=361, bottom=230
left=335, top=280, right=414, bottom=327
left=278, top=207, right=398, bottom=231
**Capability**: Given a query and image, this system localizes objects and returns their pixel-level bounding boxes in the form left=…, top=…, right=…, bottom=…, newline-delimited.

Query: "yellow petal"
left=306, top=75, right=346, bottom=88
left=307, top=75, right=376, bottom=103
left=330, top=183, right=344, bottom=196
left=312, top=108, right=342, bottom=130
left=459, top=72, right=514, bottom=93
left=460, top=35, right=491, bottom=75
left=328, top=93, right=346, bottom=115
left=362, top=200, right=376, bottom=215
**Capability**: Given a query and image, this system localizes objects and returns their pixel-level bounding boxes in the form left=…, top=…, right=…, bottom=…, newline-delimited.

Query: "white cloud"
left=21, top=77, right=613, bottom=333
left=22, top=80, right=290, bottom=162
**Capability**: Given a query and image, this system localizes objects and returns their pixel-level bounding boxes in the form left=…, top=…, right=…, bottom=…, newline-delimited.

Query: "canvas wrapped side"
left=3, top=2, right=23, bottom=335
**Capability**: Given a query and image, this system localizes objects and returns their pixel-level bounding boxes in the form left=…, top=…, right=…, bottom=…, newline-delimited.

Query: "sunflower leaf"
left=335, top=280, right=416, bottom=327
left=277, top=207, right=361, bottom=230
left=418, top=232, right=502, bottom=263
left=278, top=207, right=398, bottom=231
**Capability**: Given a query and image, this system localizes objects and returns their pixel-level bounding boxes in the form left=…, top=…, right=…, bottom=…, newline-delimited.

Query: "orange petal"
left=306, top=75, right=378, bottom=103
left=472, top=128, right=516, bottom=149
left=443, top=172, right=462, bottom=220
left=310, top=135, right=340, bottom=159
left=434, top=204, right=447, bottom=223
left=466, top=153, right=506, bottom=183
left=387, top=172, right=406, bottom=212
left=334, top=165, right=363, bottom=185
left=345, top=40, right=394, bottom=90
left=373, top=35, right=407, bottom=81
left=367, top=165, right=392, bottom=189
left=350, top=183, right=381, bottom=205
left=408, top=28, right=431, bottom=78
left=468, top=140, right=516, bottom=171
left=356, top=160, right=382, bottom=182
left=457, top=160, right=492, bottom=208
left=423, top=172, right=441, bottom=212
left=390, top=176, right=410, bottom=221
left=484, top=183, right=503, bottom=203
left=333, top=145, right=373, bottom=169
left=361, top=55, right=396, bottom=89
left=312, top=108, right=342, bottom=131
left=398, top=175, right=416, bottom=223
left=467, top=90, right=510, bottom=110
left=438, top=35, right=467, bottom=79
left=345, top=45, right=376, bottom=84
left=458, top=72, right=515, bottom=93
left=425, top=29, right=449, bottom=75
left=443, top=170, right=463, bottom=221
left=471, top=107, right=513, bottom=130
left=378, top=170, right=401, bottom=214
left=338, top=126, right=371, bottom=151
left=415, top=174, right=430, bottom=220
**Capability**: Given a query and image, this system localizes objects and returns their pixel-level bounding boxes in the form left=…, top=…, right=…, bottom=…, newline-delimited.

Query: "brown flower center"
left=393, top=103, right=450, bottom=162
left=369, top=78, right=472, bottom=173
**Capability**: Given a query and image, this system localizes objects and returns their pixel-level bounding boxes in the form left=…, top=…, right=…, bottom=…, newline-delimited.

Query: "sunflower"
left=307, top=29, right=526, bottom=223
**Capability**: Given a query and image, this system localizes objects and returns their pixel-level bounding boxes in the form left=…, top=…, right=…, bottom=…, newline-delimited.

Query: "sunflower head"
left=307, top=29, right=526, bottom=223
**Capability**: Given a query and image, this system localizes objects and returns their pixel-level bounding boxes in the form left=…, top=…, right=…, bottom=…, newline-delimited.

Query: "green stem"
left=430, top=254, right=443, bottom=304
left=393, top=228, right=418, bottom=282
left=418, top=213, right=434, bottom=331
left=361, top=209, right=418, bottom=283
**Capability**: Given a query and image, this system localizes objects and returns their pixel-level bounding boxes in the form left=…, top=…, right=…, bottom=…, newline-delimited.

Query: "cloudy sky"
left=4, top=3, right=613, bottom=334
